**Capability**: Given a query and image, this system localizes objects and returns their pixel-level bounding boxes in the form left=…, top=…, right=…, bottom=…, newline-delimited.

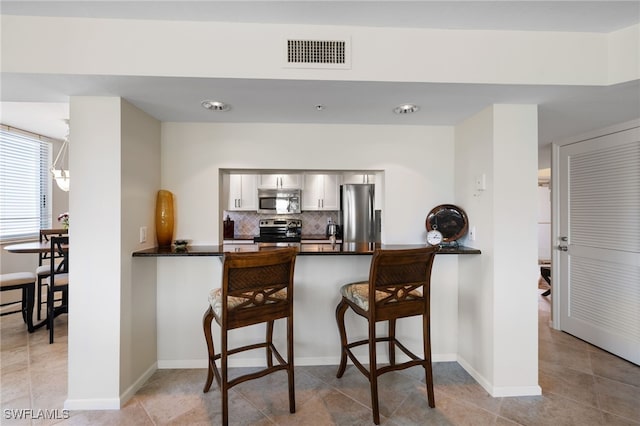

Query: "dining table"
left=4, top=239, right=69, bottom=331
left=4, top=241, right=54, bottom=254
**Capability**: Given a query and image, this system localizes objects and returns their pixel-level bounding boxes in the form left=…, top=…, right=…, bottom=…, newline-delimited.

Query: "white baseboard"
left=158, top=359, right=208, bottom=369
left=457, top=356, right=541, bottom=397
left=120, top=362, right=157, bottom=405
left=491, top=385, right=542, bottom=397
left=64, top=363, right=158, bottom=411
left=64, top=398, right=121, bottom=411
left=157, top=353, right=458, bottom=369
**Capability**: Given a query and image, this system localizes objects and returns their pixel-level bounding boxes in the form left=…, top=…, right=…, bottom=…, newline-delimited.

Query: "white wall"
left=119, top=100, right=161, bottom=401
left=608, top=24, right=640, bottom=84
left=67, top=97, right=122, bottom=409
left=66, top=97, right=161, bottom=410
left=455, top=105, right=541, bottom=396
left=3, top=15, right=638, bottom=85
left=161, top=123, right=455, bottom=245
left=155, top=122, right=461, bottom=366
left=455, top=106, right=496, bottom=386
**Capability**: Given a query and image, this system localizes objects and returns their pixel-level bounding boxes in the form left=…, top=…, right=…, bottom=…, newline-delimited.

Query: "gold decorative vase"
left=155, top=190, right=175, bottom=247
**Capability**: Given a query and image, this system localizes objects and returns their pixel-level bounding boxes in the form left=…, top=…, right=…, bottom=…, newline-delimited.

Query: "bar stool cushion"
left=44, top=273, right=69, bottom=287
left=340, top=281, right=422, bottom=311
left=1, top=272, right=36, bottom=287
left=36, top=265, right=50, bottom=277
left=208, top=287, right=287, bottom=318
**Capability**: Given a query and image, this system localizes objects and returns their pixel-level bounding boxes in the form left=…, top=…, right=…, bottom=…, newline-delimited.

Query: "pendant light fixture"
left=51, top=119, right=70, bottom=192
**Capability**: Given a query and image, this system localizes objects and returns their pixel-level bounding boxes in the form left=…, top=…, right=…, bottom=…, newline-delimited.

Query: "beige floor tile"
left=1, top=364, right=31, bottom=405
left=600, top=411, right=640, bottom=426
left=430, top=362, right=503, bottom=415
left=594, top=375, right=640, bottom=423
left=58, top=399, right=154, bottom=425
left=2, top=288, right=638, bottom=425
left=494, top=415, right=524, bottom=425
left=233, top=368, right=330, bottom=417
left=499, top=393, right=605, bottom=426
left=538, top=362, right=599, bottom=408
left=272, top=388, right=384, bottom=426
left=589, top=350, right=640, bottom=388
left=539, top=338, right=593, bottom=375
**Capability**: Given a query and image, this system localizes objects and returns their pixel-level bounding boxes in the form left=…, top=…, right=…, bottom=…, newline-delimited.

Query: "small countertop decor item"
left=425, top=204, right=469, bottom=246
left=223, top=215, right=234, bottom=239
left=174, top=239, right=188, bottom=252
left=155, top=190, right=175, bottom=247
left=57, top=212, right=69, bottom=230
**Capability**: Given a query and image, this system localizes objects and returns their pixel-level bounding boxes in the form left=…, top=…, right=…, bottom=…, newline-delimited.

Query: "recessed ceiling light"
left=393, top=104, right=420, bottom=114
left=315, top=104, right=325, bottom=111
left=201, top=100, right=231, bottom=112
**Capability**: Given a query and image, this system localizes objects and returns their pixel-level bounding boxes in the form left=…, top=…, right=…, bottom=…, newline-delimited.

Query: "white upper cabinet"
left=342, top=172, right=382, bottom=210
left=342, top=173, right=375, bottom=184
left=302, top=174, right=340, bottom=211
left=228, top=174, right=257, bottom=211
left=258, top=174, right=302, bottom=189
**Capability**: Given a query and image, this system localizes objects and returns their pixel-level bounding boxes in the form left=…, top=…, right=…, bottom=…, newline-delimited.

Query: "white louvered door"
left=558, top=126, right=640, bottom=365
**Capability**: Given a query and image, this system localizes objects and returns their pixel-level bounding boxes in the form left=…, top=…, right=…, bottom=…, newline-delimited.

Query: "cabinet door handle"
left=321, top=199, right=324, bottom=208
left=318, top=199, right=321, bottom=208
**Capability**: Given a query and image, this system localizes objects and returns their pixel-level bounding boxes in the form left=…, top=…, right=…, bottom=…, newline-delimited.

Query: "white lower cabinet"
left=302, top=174, right=340, bottom=211
left=227, top=174, right=257, bottom=211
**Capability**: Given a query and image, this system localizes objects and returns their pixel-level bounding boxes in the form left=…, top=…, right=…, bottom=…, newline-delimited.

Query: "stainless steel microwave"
left=257, top=189, right=301, bottom=214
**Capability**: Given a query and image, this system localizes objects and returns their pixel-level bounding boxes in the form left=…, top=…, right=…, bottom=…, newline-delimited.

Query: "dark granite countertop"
left=132, top=243, right=481, bottom=257
left=223, top=235, right=339, bottom=242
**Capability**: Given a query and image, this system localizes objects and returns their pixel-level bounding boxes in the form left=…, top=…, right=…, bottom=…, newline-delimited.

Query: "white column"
left=455, top=104, right=541, bottom=396
left=66, top=97, right=122, bottom=409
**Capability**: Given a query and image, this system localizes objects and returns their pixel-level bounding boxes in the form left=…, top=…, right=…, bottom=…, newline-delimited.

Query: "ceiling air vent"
left=284, top=38, right=351, bottom=69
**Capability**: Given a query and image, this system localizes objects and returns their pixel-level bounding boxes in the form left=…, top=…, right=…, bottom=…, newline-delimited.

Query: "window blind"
left=0, top=127, right=52, bottom=241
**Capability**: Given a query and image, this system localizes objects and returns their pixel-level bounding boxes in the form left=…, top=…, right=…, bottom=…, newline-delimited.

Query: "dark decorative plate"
left=425, top=204, right=469, bottom=242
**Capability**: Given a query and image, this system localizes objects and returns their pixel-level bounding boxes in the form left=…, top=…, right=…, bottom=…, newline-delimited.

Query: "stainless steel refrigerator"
left=340, top=183, right=380, bottom=243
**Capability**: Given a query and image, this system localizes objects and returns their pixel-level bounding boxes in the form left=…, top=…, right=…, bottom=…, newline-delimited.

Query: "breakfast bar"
left=133, top=243, right=480, bottom=369
left=132, top=243, right=481, bottom=257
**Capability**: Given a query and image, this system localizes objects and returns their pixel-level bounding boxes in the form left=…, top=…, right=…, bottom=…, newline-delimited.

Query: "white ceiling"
left=1, top=1, right=639, bottom=144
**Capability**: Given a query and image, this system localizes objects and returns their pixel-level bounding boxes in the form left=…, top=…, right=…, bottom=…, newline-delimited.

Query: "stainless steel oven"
left=257, top=189, right=301, bottom=214
left=253, top=218, right=302, bottom=243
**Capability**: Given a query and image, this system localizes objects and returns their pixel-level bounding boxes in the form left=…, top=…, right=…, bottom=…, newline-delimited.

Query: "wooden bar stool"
left=202, top=247, right=297, bottom=426
left=335, top=246, right=439, bottom=425
left=0, top=272, right=37, bottom=332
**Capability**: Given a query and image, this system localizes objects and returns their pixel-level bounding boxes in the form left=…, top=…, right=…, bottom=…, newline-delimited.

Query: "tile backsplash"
left=222, top=211, right=339, bottom=237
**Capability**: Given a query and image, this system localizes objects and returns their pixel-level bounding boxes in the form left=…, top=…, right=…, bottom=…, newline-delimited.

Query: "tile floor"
left=1, top=291, right=639, bottom=425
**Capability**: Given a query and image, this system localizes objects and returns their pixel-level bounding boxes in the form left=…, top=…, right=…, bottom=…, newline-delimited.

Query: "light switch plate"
left=139, top=226, right=147, bottom=243
left=475, top=174, right=486, bottom=191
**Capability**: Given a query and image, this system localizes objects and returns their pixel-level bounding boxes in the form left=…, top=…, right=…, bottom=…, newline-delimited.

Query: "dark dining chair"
left=335, top=246, right=439, bottom=425
left=35, top=228, right=68, bottom=320
left=540, top=265, right=551, bottom=296
left=0, top=272, right=37, bottom=332
left=202, top=247, right=297, bottom=426
left=45, top=235, right=69, bottom=344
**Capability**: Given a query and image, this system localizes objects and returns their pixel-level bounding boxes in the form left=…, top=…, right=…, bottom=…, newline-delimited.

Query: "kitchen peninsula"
left=133, top=242, right=480, bottom=371
left=133, top=243, right=481, bottom=256
left=65, top=113, right=540, bottom=408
